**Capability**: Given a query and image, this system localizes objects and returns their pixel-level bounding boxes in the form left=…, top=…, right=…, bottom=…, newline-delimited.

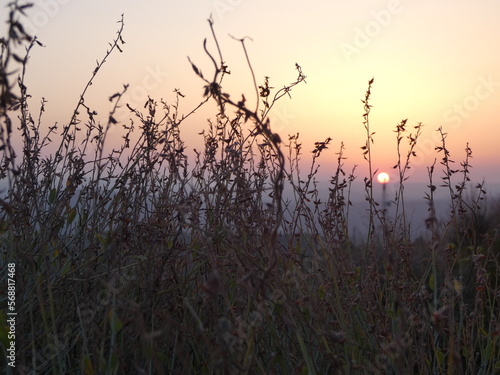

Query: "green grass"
left=1, top=3, right=499, bottom=374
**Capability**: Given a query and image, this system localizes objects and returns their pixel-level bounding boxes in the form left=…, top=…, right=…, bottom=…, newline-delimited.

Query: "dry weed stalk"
left=0, top=5, right=499, bottom=374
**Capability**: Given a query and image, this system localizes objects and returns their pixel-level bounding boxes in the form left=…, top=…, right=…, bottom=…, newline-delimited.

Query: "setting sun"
left=2, top=2, right=500, bottom=372
left=377, top=172, right=390, bottom=184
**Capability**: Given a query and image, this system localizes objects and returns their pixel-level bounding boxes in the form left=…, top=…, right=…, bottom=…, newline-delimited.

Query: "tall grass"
left=1, top=3, right=499, bottom=374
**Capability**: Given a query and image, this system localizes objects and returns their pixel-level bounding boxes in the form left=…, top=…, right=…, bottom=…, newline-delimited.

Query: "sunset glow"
left=377, top=172, right=390, bottom=184
left=4, top=3, right=500, bottom=368
left=3, top=0, right=499, bottom=186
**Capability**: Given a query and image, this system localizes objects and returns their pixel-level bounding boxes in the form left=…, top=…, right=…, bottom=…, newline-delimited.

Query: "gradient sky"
left=5, top=0, right=500, bottom=188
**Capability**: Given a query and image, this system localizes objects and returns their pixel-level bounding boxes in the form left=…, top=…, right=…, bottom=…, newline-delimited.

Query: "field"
left=1, top=3, right=499, bottom=374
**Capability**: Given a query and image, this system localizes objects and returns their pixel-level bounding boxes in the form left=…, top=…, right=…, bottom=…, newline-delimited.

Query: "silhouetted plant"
left=0, top=4, right=499, bottom=374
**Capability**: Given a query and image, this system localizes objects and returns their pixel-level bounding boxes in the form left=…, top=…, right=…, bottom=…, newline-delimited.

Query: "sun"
left=377, top=172, right=390, bottom=184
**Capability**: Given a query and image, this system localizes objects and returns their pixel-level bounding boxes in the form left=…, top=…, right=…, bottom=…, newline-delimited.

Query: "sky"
left=4, top=0, right=500, bottom=192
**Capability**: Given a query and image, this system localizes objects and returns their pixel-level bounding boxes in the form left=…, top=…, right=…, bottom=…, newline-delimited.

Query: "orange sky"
left=4, top=0, right=500, bottom=187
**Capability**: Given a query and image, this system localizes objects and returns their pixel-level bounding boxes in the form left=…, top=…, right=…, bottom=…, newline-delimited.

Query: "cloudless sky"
left=4, top=0, right=500, bottom=190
